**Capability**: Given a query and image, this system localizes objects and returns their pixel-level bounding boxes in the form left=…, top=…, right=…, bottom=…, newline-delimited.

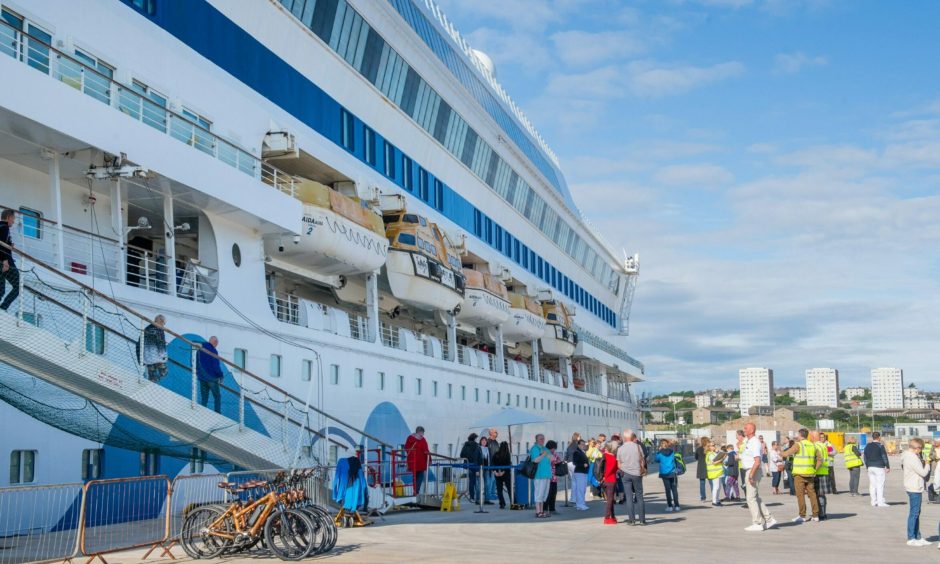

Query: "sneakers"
left=877, top=502, right=889, bottom=507
left=623, top=518, right=635, bottom=525
left=809, top=517, right=820, bottom=522
left=712, top=502, right=723, bottom=507
left=603, top=518, right=617, bottom=525
left=673, top=506, right=681, bottom=512
left=765, top=518, right=778, bottom=529
left=907, top=539, right=930, bottom=547
left=665, top=507, right=673, bottom=513
left=745, top=524, right=765, bottom=532
left=791, top=516, right=805, bottom=524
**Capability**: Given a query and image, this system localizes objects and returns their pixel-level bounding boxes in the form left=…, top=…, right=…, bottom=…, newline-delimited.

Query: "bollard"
left=474, top=465, right=487, bottom=514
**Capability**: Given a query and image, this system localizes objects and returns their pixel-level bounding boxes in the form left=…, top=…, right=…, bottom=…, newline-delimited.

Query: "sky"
left=436, top=0, right=940, bottom=393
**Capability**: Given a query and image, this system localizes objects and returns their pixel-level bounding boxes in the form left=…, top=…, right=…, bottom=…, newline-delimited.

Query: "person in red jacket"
left=405, top=426, right=430, bottom=494
left=603, top=440, right=621, bottom=525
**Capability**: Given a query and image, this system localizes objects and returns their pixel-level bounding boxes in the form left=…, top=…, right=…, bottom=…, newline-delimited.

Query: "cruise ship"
left=0, top=0, right=643, bottom=487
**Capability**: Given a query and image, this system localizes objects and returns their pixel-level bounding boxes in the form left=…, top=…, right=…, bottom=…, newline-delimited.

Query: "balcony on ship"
left=0, top=17, right=301, bottom=235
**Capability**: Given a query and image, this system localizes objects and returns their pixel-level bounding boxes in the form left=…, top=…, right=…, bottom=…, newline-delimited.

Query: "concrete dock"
left=113, top=458, right=932, bottom=563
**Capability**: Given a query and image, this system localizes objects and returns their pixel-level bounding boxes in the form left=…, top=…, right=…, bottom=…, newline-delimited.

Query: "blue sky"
left=437, top=0, right=940, bottom=393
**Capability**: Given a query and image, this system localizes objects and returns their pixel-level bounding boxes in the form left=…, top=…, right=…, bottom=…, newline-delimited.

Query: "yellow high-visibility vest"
left=814, top=442, right=829, bottom=476
left=792, top=440, right=818, bottom=477
left=843, top=444, right=862, bottom=469
left=706, top=452, right=724, bottom=480
left=737, top=440, right=745, bottom=469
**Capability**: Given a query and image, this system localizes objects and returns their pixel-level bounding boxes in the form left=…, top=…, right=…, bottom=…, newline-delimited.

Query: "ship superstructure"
left=0, top=0, right=642, bottom=486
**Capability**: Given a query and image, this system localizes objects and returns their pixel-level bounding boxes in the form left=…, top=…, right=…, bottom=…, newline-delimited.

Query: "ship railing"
left=0, top=19, right=296, bottom=194
left=378, top=320, right=401, bottom=349
left=456, top=344, right=471, bottom=366
left=574, top=323, right=645, bottom=374
left=349, top=314, right=370, bottom=342
left=174, top=258, right=218, bottom=304
left=504, top=358, right=530, bottom=380
left=267, top=290, right=300, bottom=326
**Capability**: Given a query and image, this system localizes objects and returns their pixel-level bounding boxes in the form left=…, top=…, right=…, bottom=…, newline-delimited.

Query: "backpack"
left=592, top=455, right=606, bottom=483
left=675, top=452, right=686, bottom=476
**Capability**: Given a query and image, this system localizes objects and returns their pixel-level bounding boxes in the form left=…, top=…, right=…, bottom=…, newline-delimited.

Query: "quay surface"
left=113, top=457, right=929, bottom=563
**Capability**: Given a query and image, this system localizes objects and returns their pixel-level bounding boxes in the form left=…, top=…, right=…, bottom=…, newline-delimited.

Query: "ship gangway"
left=0, top=245, right=388, bottom=471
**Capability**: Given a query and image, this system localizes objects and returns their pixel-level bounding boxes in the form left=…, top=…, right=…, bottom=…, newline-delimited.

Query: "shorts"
left=146, top=363, right=168, bottom=382
left=533, top=478, right=550, bottom=503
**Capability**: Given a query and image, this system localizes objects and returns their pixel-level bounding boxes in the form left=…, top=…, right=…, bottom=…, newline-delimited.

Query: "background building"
left=806, top=368, right=840, bottom=407
left=871, top=367, right=904, bottom=410
left=694, top=393, right=713, bottom=408
left=844, top=387, right=868, bottom=399
left=776, top=387, right=807, bottom=403
left=739, top=367, right=774, bottom=416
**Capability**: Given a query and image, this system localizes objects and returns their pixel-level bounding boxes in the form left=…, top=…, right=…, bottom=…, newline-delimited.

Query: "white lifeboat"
left=263, top=179, right=388, bottom=276
left=457, top=269, right=511, bottom=327
left=383, top=211, right=465, bottom=313
left=501, top=293, right=546, bottom=343
left=539, top=300, right=577, bottom=357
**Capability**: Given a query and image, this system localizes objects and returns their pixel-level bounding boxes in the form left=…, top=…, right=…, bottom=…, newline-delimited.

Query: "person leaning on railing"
left=0, top=208, right=20, bottom=311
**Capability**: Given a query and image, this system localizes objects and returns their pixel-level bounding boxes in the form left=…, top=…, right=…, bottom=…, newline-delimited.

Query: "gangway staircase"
left=0, top=245, right=388, bottom=471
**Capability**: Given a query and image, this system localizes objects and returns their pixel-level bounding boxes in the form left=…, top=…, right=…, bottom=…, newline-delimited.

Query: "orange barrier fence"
left=0, top=482, right=85, bottom=564
left=80, top=476, right=171, bottom=563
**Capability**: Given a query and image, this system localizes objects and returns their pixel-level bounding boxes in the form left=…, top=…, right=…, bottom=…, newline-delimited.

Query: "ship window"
left=9, top=450, right=36, bottom=484
left=139, top=450, right=159, bottom=476
left=231, top=243, right=241, bottom=267
left=364, top=126, right=376, bottom=166
left=378, top=371, right=385, bottom=390
left=418, top=168, right=429, bottom=201
left=398, top=374, right=405, bottom=393
left=475, top=388, right=479, bottom=402
left=433, top=179, right=444, bottom=211
left=85, top=323, right=105, bottom=355
left=233, top=348, right=246, bottom=370
left=189, top=447, right=204, bottom=474
left=447, top=383, right=452, bottom=399
left=355, top=368, right=363, bottom=388
left=125, top=80, right=167, bottom=133
left=128, top=0, right=157, bottom=16
left=402, top=155, right=413, bottom=190
left=396, top=233, right=415, bottom=246
left=18, top=207, right=41, bottom=239
left=384, top=141, right=396, bottom=178
left=415, top=378, right=422, bottom=395
left=547, top=313, right=558, bottom=321
left=82, top=448, right=103, bottom=481
left=402, top=214, right=419, bottom=224
left=71, top=49, right=114, bottom=105
left=461, top=385, right=466, bottom=401
left=270, top=354, right=282, bottom=378
left=302, top=359, right=312, bottom=381
left=330, top=364, right=339, bottom=385
left=340, top=109, right=355, bottom=151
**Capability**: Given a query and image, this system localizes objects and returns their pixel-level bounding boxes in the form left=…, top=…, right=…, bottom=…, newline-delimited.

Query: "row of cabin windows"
left=7, top=447, right=169, bottom=484
left=277, top=0, right=619, bottom=313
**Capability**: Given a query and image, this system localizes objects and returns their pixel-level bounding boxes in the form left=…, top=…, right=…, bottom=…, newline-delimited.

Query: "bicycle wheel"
left=263, top=508, right=316, bottom=561
left=180, top=506, right=232, bottom=559
left=302, top=505, right=338, bottom=553
left=296, top=507, right=329, bottom=554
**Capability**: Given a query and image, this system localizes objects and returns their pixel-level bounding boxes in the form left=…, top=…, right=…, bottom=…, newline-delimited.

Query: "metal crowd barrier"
left=80, top=476, right=171, bottom=563
left=0, top=483, right=84, bottom=564
left=167, top=473, right=227, bottom=542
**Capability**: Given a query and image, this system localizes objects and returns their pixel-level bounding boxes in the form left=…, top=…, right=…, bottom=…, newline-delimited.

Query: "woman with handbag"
left=492, top=441, right=513, bottom=509
left=529, top=434, right=553, bottom=518
left=571, top=439, right=590, bottom=510
left=768, top=441, right=784, bottom=494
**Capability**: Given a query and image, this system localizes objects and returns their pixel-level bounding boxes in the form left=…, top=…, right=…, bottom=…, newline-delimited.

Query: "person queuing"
left=696, top=437, right=710, bottom=503
left=742, top=423, right=776, bottom=531
left=529, top=434, right=553, bottom=519
left=485, top=429, right=500, bottom=503
left=196, top=336, right=224, bottom=413
left=735, top=430, right=748, bottom=497
left=571, top=439, right=590, bottom=511
left=0, top=209, right=20, bottom=312
left=404, top=426, right=430, bottom=495
left=460, top=433, right=483, bottom=504
left=492, top=441, right=512, bottom=509
left=617, top=429, right=647, bottom=526
left=769, top=441, right=784, bottom=494
left=600, top=440, right=620, bottom=524
left=545, top=440, right=562, bottom=515
left=865, top=431, right=890, bottom=507
left=479, top=436, right=494, bottom=505
left=707, top=442, right=726, bottom=506
left=780, top=428, right=821, bottom=523
left=843, top=436, right=864, bottom=497
left=724, top=445, right=740, bottom=501
left=825, top=435, right=837, bottom=494
left=565, top=432, right=581, bottom=462
left=655, top=439, right=680, bottom=513
left=812, top=431, right=832, bottom=520
left=903, top=438, right=931, bottom=547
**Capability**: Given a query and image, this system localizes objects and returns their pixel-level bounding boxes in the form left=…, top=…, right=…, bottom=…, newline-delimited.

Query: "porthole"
left=231, top=243, right=241, bottom=267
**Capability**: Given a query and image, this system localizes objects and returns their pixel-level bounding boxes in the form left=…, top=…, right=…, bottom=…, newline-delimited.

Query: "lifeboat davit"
left=457, top=270, right=511, bottom=327
left=383, top=211, right=465, bottom=312
left=263, top=180, right=388, bottom=276
left=502, top=292, right=546, bottom=342
left=540, top=299, right=577, bottom=357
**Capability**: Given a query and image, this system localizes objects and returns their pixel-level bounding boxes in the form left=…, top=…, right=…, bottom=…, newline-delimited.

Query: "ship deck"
left=110, top=456, right=922, bottom=563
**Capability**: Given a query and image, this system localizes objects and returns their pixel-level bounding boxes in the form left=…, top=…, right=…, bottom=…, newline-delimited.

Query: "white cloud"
left=653, top=163, right=735, bottom=187
left=774, top=52, right=828, bottom=74
left=626, top=60, right=745, bottom=97
left=550, top=30, right=647, bottom=67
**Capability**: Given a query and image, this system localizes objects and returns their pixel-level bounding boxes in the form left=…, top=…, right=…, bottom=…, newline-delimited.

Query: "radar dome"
left=470, top=49, right=497, bottom=79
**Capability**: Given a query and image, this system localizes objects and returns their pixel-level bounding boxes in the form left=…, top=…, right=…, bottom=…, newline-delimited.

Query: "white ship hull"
left=456, top=287, right=511, bottom=327
left=502, top=307, right=547, bottom=343
left=264, top=205, right=387, bottom=276
left=385, top=250, right=463, bottom=312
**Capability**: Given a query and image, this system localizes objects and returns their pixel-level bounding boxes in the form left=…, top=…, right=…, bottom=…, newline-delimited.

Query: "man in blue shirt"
left=530, top=433, right=552, bottom=518
left=197, top=336, right=224, bottom=413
